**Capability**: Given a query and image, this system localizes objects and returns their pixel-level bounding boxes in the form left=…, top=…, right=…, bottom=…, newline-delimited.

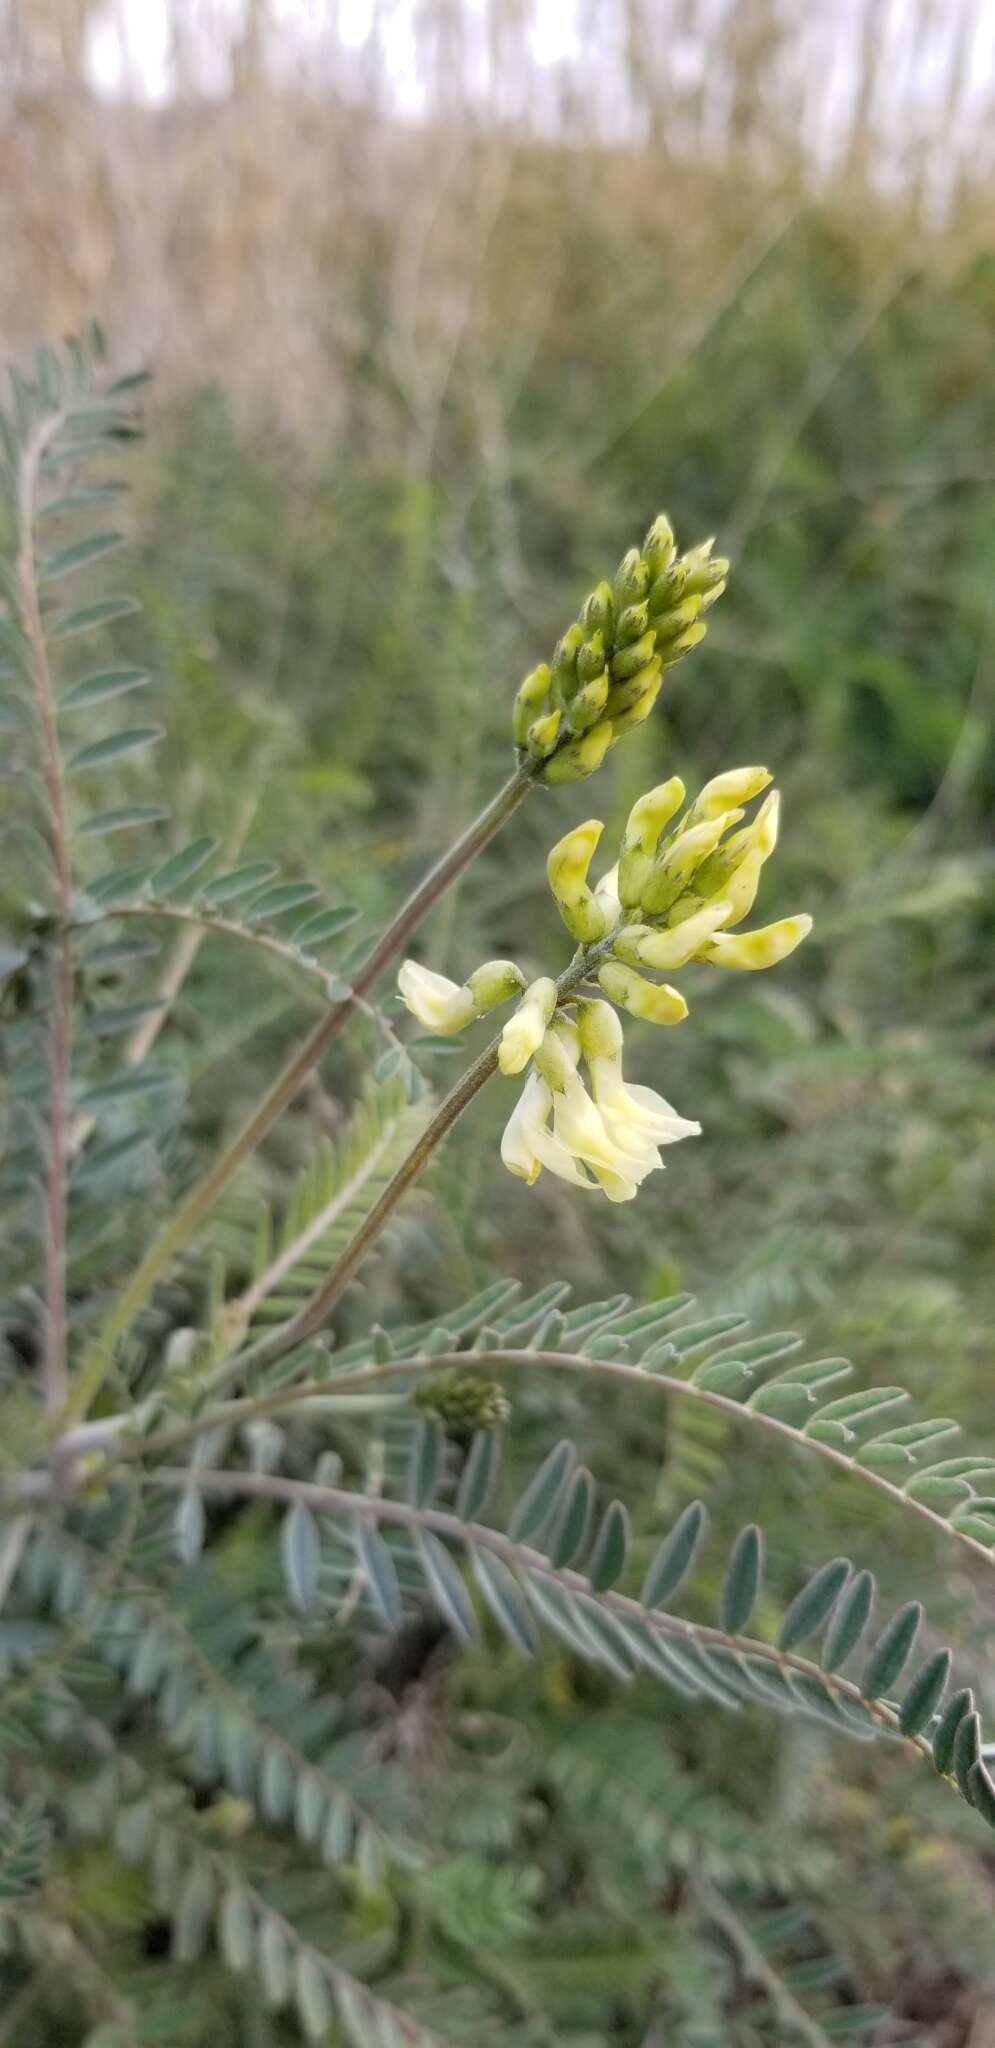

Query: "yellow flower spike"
left=499, top=976, right=557, bottom=1075
left=546, top=819, right=608, bottom=943
left=527, top=707, right=562, bottom=759
left=541, top=717, right=614, bottom=785
left=640, top=812, right=743, bottom=916
left=397, top=961, right=479, bottom=1034
left=512, top=664, right=551, bottom=747
left=597, top=958, right=689, bottom=1026
left=614, top=900, right=733, bottom=970
left=703, top=914, right=813, bottom=971
left=618, top=777, right=686, bottom=909
left=689, top=766, right=772, bottom=823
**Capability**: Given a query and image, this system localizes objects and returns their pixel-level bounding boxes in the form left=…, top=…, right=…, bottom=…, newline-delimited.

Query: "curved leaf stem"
left=64, top=760, right=535, bottom=1425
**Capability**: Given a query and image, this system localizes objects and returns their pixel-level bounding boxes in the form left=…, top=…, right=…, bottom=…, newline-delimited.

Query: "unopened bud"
left=512, top=663, right=551, bottom=747
left=658, top=620, right=707, bottom=666
left=597, top=958, right=689, bottom=1026
left=551, top=623, right=584, bottom=702
left=606, top=656, right=662, bottom=718
left=653, top=594, right=702, bottom=644
left=609, top=670, right=663, bottom=736
left=414, top=1370, right=511, bottom=1438
left=682, top=541, right=730, bottom=596
left=582, top=581, right=614, bottom=637
left=611, top=629, right=658, bottom=682
left=615, top=600, right=650, bottom=647
left=613, top=547, right=650, bottom=610
left=648, top=561, right=688, bottom=614
left=577, top=632, right=606, bottom=684
left=546, top=818, right=608, bottom=943
left=467, top=959, right=526, bottom=1013
left=568, top=671, right=610, bottom=732
left=527, top=707, right=562, bottom=758
left=643, top=513, right=676, bottom=578
left=542, top=718, right=613, bottom=784
left=703, top=914, right=812, bottom=972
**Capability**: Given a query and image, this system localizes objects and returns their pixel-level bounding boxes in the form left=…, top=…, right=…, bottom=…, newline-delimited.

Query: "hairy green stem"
left=63, top=760, right=534, bottom=1425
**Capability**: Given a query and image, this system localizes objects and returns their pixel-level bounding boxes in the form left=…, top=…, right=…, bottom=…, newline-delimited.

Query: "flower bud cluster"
left=512, top=514, right=728, bottom=782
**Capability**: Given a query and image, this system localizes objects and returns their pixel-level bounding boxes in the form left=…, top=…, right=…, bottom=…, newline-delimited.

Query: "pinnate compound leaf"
left=719, top=1524, right=763, bottom=1635
left=860, top=1601, right=921, bottom=1699
left=640, top=1501, right=708, bottom=1608
left=281, top=1500, right=320, bottom=1612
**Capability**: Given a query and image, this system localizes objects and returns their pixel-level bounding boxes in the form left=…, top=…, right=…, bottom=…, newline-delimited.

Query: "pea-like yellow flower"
left=703, top=915, right=813, bottom=971
left=398, top=961, right=478, bottom=1034
left=499, top=976, right=557, bottom=1075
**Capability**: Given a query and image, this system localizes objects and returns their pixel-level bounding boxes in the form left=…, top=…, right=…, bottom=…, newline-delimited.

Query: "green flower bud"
left=466, top=959, right=527, bottom=1013
left=567, top=671, right=609, bottom=732
left=527, top=707, right=562, bottom=758
left=613, top=547, right=650, bottom=610
left=577, top=631, right=606, bottom=683
left=541, top=717, right=613, bottom=784
left=681, top=539, right=729, bottom=596
left=643, top=513, right=676, bottom=579
left=658, top=620, right=706, bottom=666
left=605, top=655, right=661, bottom=718
left=581, top=580, right=614, bottom=637
left=608, top=670, right=663, bottom=737
left=647, top=561, right=688, bottom=615
left=597, top=957, right=688, bottom=1026
left=414, top=1370, right=511, bottom=1439
left=551, top=623, right=584, bottom=705
left=512, top=663, right=551, bottom=747
left=653, top=594, right=702, bottom=645
left=615, top=599, right=650, bottom=647
left=610, top=628, right=657, bottom=683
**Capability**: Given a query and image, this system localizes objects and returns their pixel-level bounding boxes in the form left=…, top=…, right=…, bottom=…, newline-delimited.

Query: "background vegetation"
left=1, top=2, right=994, bottom=2041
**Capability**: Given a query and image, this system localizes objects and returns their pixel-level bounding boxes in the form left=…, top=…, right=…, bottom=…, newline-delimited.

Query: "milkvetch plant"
left=2, top=336, right=995, bottom=2047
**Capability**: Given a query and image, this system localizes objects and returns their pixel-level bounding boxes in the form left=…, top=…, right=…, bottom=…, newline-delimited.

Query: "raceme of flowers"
left=398, top=768, right=812, bottom=1202
left=511, top=512, right=727, bottom=782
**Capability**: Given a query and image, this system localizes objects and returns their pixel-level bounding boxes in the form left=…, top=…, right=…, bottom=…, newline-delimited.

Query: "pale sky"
left=87, top=0, right=994, bottom=170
